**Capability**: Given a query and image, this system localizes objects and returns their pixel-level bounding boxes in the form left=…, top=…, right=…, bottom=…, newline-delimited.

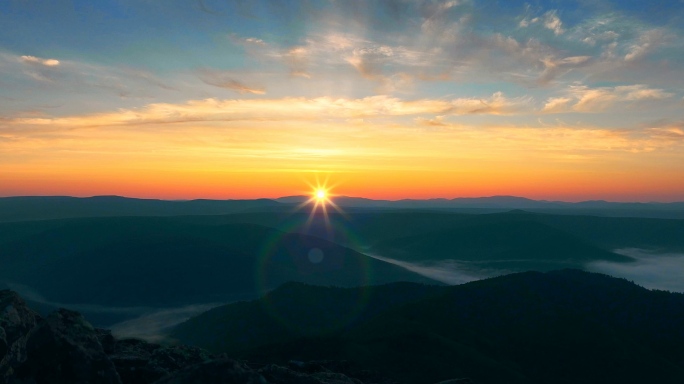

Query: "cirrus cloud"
left=543, top=84, right=674, bottom=113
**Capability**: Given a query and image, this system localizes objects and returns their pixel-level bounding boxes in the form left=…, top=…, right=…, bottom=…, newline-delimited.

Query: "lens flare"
left=253, top=176, right=372, bottom=332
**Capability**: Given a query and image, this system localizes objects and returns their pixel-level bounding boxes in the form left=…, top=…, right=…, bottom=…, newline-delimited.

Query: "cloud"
left=20, top=55, right=60, bottom=66
left=244, top=37, right=266, bottom=46
left=282, top=46, right=311, bottom=78
left=624, top=29, right=665, bottom=62
left=519, top=10, right=564, bottom=35
left=346, top=45, right=395, bottom=79
left=542, top=10, right=564, bottom=35
left=643, top=120, right=684, bottom=142
left=543, top=84, right=674, bottom=113
left=197, top=69, right=266, bottom=94
left=246, top=31, right=447, bottom=89
left=541, top=97, right=573, bottom=113
left=539, top=55, right=591, bottom=84
left=5, top=93, right=532, bottom=129
left=1, top=51, right=178, bottom=102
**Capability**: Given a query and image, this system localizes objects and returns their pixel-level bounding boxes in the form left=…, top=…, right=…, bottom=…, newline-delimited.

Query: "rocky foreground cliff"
left=0, top=290, right=471, bottom=384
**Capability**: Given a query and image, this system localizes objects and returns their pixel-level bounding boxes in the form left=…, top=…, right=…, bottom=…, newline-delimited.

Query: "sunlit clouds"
left=20, top=55, right=60, bottom=66
left=0, top=0, right=683, bottom=200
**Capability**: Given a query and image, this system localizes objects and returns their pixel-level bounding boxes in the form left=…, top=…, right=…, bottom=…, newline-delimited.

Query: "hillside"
left=0, top=216, right=436, bottom=324
left=172, top=269, right=684, bottom=384
left=369, top=218, right=632, bottom=270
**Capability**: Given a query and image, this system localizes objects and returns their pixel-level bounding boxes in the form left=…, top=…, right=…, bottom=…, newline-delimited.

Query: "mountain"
left=172, top=269, right=684, bottom=384
left=0, top=196, right=282, bottom=223
left=368, top=217, right=633, bottom=271
left=273, top=195, right=684, bottom=218
left=0, top=290, right=409, bottom=384
left=0, top=216, right=436, bottom=326
left=4, top=195, right=684, bottom=223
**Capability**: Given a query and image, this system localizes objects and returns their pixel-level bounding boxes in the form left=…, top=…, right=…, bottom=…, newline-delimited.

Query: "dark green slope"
left=369, top=219, right=631, bottom=269
left=0, top=217, right=437, bottom=308
left=179, top=209, right=684, bottom=256
left=173, top=270, right=684, bottom=384
left=171, top=282, right=447, bottom=353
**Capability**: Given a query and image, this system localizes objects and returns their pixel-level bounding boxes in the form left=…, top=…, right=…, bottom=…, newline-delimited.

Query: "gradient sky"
left=1, top=0, right=683, bottom=201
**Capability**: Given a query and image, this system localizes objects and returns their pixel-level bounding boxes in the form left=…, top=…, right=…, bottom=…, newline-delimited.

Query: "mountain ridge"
left=172, top=269, right=684, bottom=384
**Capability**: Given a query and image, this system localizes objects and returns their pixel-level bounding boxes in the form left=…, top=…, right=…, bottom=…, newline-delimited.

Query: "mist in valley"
left=587, top=248, right=684, bottom=293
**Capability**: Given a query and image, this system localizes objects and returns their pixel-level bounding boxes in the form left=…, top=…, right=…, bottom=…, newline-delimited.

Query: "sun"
left=292, top=177, right=347, bottom=233
left=315, top=188, right=327, bottom=201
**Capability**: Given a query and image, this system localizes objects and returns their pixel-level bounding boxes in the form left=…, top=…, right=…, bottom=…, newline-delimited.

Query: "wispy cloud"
left=520, top=10, right=564, bottom=35
left=5, top=93, right=532, bottom=129
left=197, top=69, right=265, bottom=94
left=20, top=55, right=60, bottom=66
left=543, top=84, right=674, bottom=113
left=624, top=29, right=667, bottom=62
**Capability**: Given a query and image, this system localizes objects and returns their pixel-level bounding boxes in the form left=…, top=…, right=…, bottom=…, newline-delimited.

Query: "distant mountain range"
left=277, top=194, right=684, bottom=210
left=2, top=195, right=684, bottom=222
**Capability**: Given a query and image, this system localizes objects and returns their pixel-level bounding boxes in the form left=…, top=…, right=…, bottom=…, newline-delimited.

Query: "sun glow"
left=289, top=176, right=347, bottom=234
left=315, top=188, right=327, bottom=201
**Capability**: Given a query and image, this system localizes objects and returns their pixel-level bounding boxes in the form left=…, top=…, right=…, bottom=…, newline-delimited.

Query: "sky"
left=1, top=0, right=683, bottom=201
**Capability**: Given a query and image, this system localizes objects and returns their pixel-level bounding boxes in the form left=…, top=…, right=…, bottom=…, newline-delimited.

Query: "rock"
left=0, top=308, right=121, bottom=384
left=110, top=339, right=215, bottom=384
left=152, top=358, right=266, bottom=384
left=282, top=360, right=398, bottom=384
left=0, top=327, right=6, bottom=361
left=260, top=364, right=333, bottom=384
left=95, top=328, right=116, bottom=355
left=0, top=290, right=387, bottom=384
left=0, top=290, right=41, bottom=361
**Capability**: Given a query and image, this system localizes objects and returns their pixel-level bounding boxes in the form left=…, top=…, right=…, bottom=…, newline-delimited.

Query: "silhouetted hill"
left=173, top=270, right=684, bottom=384
left=133, top=207, right=684, bottom=253
left=0, top=196, right=282, bottom=222
left=0, top=216, right=436, bottom=323
left=369, top=219, right=632, bottom=269
left=171, top=282, right=447, bottom=353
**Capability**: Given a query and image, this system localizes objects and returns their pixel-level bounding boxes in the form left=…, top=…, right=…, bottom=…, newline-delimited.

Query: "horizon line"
left=1, top=194, right=683, bottom=205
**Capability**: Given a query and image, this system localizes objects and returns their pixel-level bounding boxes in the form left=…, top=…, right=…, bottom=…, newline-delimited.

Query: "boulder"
left=110, top=338, right=214, bottom=384
left=0, top=308, right=121, bottom=384
left=0, top=290, right=41, bottom=361
left=152, top=358, right=266, bottom=384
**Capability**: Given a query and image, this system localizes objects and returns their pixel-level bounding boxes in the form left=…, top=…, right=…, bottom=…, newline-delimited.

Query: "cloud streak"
left=5, top=93, right=533, bottom=129
left=198, top=69, right=266, bottom=94
left=543, top=84, right=674, bottom=113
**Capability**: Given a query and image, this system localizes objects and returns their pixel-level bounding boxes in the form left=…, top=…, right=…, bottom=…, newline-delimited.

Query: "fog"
left=109, top=304, right=221, bottom=342
left=0, top=280, right=223, bottom=341
left=367, top=253, right=490, bottom=285
left=587, top=248, right=684, bottom=293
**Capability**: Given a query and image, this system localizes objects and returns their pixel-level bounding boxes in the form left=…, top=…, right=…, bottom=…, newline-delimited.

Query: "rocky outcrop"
left=0, top=290, right=41, bottom=362
left=0, top=290, right=429, bottom=384
left=153, top=358, right=266, bottom=384
left=0, top=308, right=121, bottom=384
left=110, top=338, right=215, bottom=384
